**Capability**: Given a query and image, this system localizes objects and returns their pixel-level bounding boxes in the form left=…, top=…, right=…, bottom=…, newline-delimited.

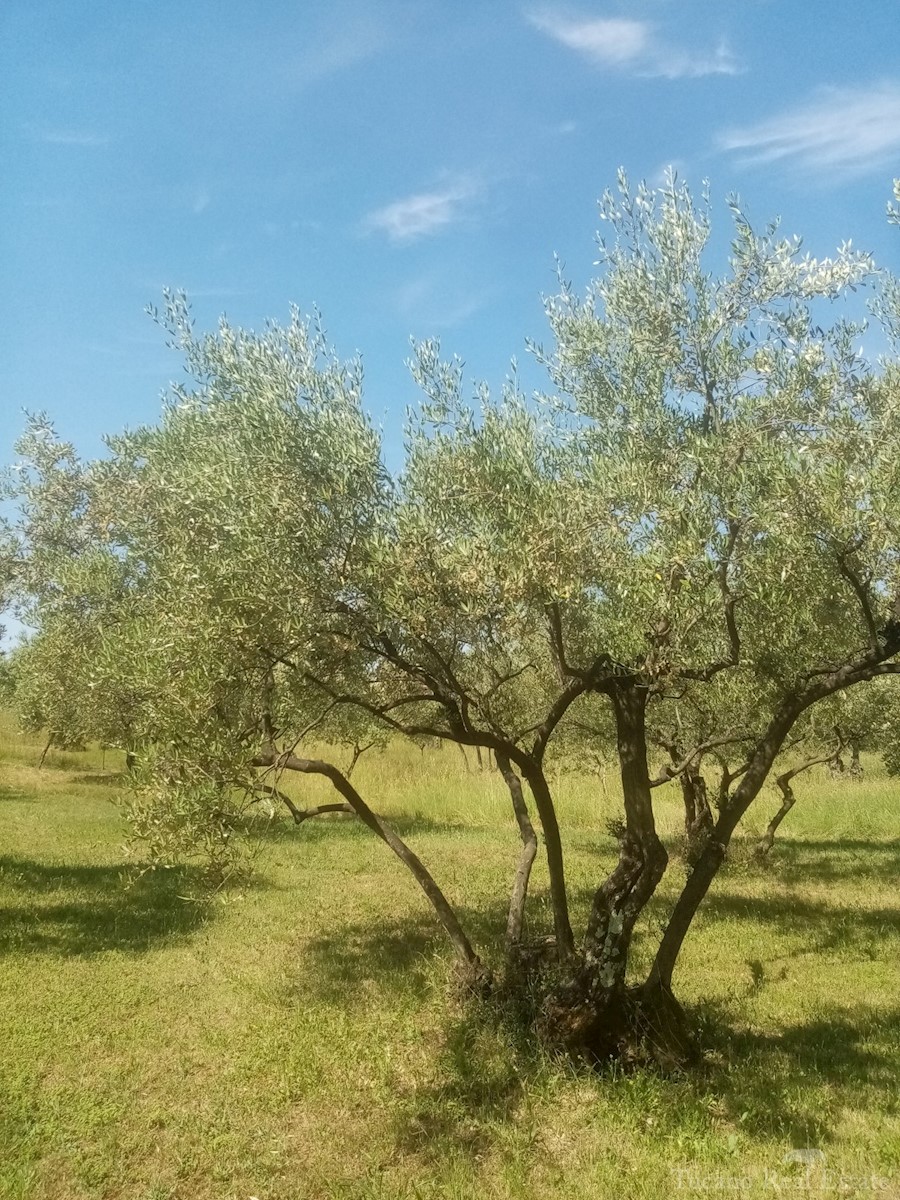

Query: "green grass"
left=1, top=712, right=899, bottom=1198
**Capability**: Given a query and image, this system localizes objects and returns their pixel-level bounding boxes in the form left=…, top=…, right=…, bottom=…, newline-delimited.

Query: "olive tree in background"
left=9, top=173, right=900, bottom=1064
left=751, top=679, right=900, bottom=859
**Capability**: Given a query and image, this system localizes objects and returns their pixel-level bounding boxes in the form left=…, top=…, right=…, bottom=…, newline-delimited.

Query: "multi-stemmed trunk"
left=583, top=683, right=668, bottom=992
left=541, top=682, right=671, bottom=1058
left=646, top=697, right=806, bottom=1000
left=261, top=637, right=899, bottom=1067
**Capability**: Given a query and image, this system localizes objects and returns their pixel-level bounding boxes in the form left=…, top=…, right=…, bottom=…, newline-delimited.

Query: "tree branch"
left=496, top=751, right=538, bottom=952
left=530, top=652, right=623, bottom=758
left=756, top=733, right=847, bottom=857
left=255, top=784, right=353, bottom=824
left=648, top=732, right=752, bottom=789
left=345, top=739, right=376, bottom=779
left=545, top=601, right=572, bottom=684
left=252, top=749, right=484, bottom=974
left=835, top=550, right=880, bottom=653
left=680, top=519, right=741, bottom=682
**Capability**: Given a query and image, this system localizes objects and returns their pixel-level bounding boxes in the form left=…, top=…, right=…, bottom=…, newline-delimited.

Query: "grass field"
left=1, top=712, right=899, bottom=1199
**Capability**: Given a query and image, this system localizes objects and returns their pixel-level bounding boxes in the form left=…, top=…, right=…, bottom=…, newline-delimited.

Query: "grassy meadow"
left=1, top=711, right=899, bottom=1199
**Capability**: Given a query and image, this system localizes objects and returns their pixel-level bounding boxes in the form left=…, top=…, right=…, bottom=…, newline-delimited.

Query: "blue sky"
left=2, top=0, right=899, bottom=467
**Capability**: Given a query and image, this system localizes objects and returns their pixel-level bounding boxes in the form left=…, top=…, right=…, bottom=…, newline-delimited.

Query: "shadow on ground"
left=0, top=854, right=212, bottom=956
left=390, top=998, right=900, bottom=1166
left=699, top=890, right=900, bottom=958
left=291, top=915, right=440, bottom=1004
left=285, top=835, right=900, bottom=1162
left=67, top=771, right=129, bottom=788
left=696, top=1004, right=900, bottom=1147
left=246, top=810, right=475, bottom=843
left=393, top=1012, right=529, bottom=1163
left=745, top=835, right=900, bottom=885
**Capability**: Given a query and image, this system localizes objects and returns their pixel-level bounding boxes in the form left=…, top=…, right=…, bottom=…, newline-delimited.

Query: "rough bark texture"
left=680, top=764, right=714, bottom=863
left=538, top=682, right=670, bottom=1061
left=582, top=683, right=668, bottom=994
left=521, top=762, right=575, bottom=959
left=755, top=775, right=797, bottom=858
left=496, top=753, right=538, bottom=953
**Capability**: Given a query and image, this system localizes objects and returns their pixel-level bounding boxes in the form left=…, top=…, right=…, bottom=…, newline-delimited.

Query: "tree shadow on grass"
left=699, top=890, right=900, bottom=959
left=293, top=904, right=533, bottom=1163
left=394, top=998, right=900, bottom=1163
left=282, top=886, right=521, bottom=1006
left=742, top=835, right=900, bottom=886
left=694, top=1003, right=900, bottom=1146
left=290, top=877, right=900, bottom=1159
left=393, top=1010, right=530, bottom=1164
left=294, top=915, right=439, bottom=1003
left=245, top=810, right=475, bottom=845
left=388, top=997, right=900, bottom=1165
left=0, top=854, right=213, bottom=956
left=68, top=771, right=129, bottom=788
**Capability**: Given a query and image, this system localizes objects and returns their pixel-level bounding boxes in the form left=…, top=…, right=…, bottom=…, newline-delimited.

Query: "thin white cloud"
left=282, top=14, right=387, bottom=87
left=653, top=40, right=737, bottom=81
left=395, top=275, right=489, bottom=328
left=527, top=9, right=739, bottom=79
left=530, top=13, right=649, bottom=65
left=364, top=178, right=481, bottom=243
left=32, top=129, right=110, bottom=147
left=719, top=81, right=900, bottom=177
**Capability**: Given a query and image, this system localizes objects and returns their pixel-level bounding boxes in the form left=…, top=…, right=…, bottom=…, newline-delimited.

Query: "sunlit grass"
left=1, top=713, right=898, bottom=1198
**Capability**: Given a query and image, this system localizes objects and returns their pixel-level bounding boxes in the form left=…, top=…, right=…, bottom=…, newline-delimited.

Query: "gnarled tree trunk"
left=542, top=682, right=670, bottom=1060
left=496, top=752, right=538, bottom=954
left=680, top=763, right=714, bottom=862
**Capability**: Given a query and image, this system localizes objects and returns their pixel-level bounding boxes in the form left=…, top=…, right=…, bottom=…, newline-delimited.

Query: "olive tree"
left=11, top=174, right=900, bottom=1064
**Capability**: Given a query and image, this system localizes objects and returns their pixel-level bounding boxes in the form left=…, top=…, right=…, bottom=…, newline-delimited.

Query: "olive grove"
left=8, top=174, right=900, bottom=1063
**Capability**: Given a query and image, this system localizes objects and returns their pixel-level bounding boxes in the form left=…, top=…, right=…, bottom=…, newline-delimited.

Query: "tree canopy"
left=8, top=172, right=900, bottom=1062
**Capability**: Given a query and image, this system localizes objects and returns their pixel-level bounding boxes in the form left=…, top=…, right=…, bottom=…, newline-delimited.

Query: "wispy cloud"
left=363, top=177, right=481, bottom=243
left=282, top=12, right=387, bottom=87
left=719, top=81, right=900, bottom=177
left=395, top=275, right=489, bottom=328
left=526, top=9, right=739, bottom=79
left=30, top=128, right=110, bottom=147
